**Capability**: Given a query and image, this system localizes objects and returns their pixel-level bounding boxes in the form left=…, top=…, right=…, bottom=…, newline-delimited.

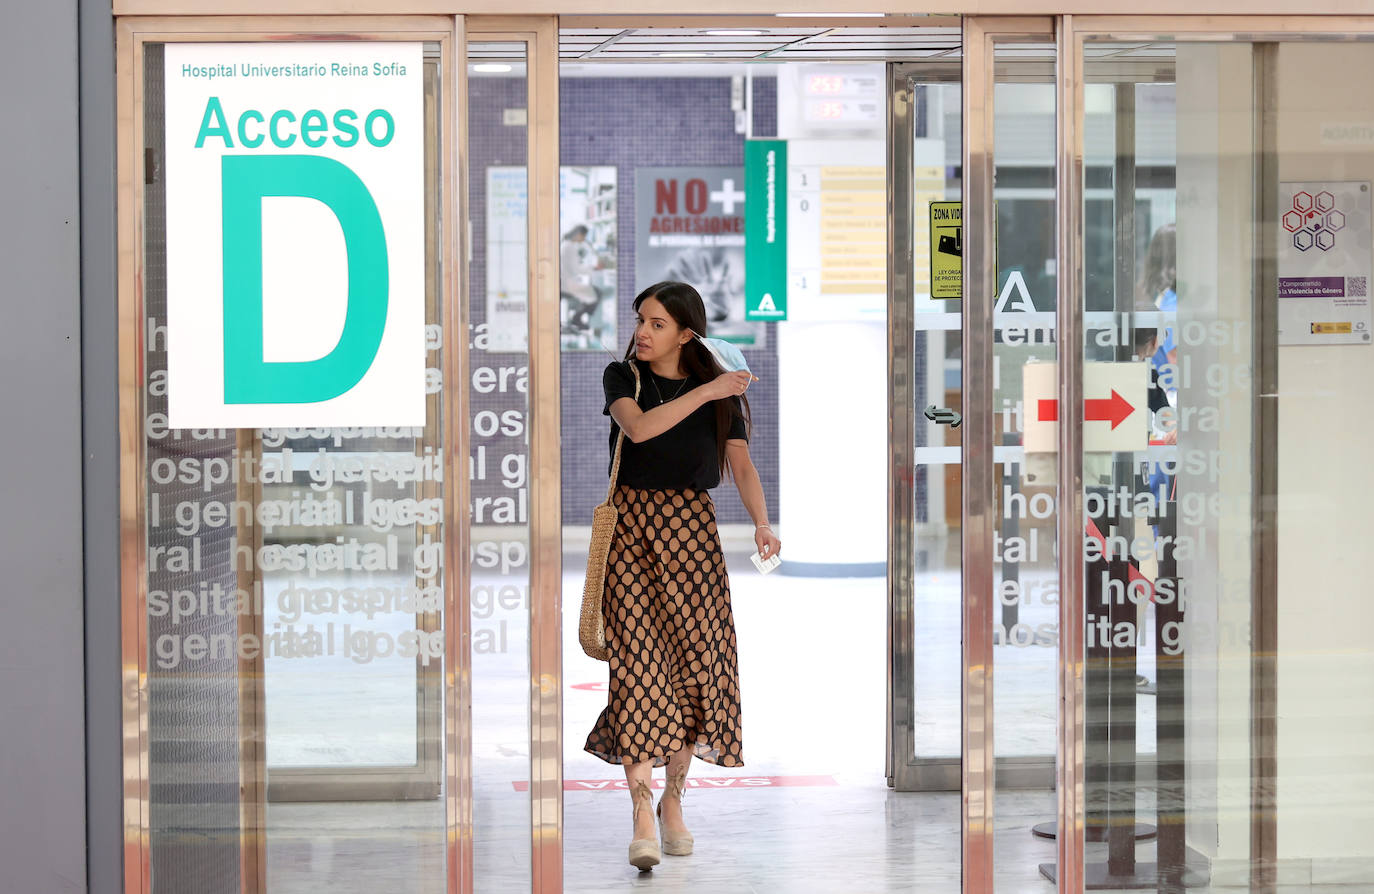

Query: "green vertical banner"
left=745, top=139, right=787, bottom=320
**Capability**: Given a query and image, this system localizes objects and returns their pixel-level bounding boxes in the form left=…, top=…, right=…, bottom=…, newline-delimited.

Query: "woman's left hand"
left=755, top=525, right=781, bottom=559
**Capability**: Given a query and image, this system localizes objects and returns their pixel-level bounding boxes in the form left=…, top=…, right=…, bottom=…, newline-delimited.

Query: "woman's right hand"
left=699, top=370, right=754, bottom=401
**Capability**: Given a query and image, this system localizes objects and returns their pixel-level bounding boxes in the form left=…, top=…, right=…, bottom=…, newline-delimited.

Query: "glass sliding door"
left=892, top=17, right=1064, bottom=894
left=890, top=56, right=965, bottom=796
left=118, top=16, right=462, bottom=894
left=1071, top=33, right=1263, bottom=889
left=892, top=27, right=1062, bottom=790
left=1066, top=19, right=1374, bottom=892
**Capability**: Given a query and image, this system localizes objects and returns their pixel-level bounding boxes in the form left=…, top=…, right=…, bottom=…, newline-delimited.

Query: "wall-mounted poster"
left=1278, top=181, right=1373, bottom=346
left=635, top=167, right=764, bottom=347
left=560, top=166, right=618, bottom=351
left=485, top=166, right=529, bottom=352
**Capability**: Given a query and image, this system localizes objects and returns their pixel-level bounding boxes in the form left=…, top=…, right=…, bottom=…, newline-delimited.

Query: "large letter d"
left=221, top=154, right=388, bottom=404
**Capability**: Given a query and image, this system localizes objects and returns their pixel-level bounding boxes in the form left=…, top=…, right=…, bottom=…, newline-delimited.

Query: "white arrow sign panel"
left=1022, top=361, right=1149, bottom=453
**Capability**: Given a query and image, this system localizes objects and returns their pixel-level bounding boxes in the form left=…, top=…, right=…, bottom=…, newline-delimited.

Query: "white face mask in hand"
left=690, top=331, right=751, bottom=375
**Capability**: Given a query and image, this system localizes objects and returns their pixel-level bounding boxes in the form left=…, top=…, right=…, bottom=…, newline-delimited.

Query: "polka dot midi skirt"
left=584, top=486, right=744, bottom=768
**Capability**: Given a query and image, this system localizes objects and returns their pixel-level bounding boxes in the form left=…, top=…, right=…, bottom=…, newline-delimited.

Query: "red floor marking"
left=513, top=775, right=838, bottom=792
left=570, top=682, right=607, bottom=691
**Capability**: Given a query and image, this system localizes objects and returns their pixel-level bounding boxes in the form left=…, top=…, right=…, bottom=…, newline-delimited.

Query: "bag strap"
left=606, top=362, right=641, bottom=501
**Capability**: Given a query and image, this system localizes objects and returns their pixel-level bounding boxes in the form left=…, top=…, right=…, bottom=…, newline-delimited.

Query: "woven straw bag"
left=578, top=363, right=640, bottom=662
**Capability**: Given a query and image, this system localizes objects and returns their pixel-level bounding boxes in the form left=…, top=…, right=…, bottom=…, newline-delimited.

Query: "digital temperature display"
left=810, top=100, right=844, bottom=119
left=806, top=75, right=847, bottom=95
left=804, top=99, right=881, bottom=124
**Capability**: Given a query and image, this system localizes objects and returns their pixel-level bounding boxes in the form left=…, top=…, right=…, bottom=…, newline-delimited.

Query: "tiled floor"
left=257, top=543, right=1341, bottom=893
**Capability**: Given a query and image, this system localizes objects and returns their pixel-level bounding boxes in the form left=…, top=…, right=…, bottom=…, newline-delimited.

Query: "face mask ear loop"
left=689, top=330, right=725, bottom=370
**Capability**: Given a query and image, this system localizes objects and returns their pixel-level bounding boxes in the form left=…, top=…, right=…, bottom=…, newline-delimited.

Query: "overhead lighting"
left=775, top=12, right=884, bottom=16
left=472, top=63, right=513, bottom=73
left=705, top=29, right=765, bottom=36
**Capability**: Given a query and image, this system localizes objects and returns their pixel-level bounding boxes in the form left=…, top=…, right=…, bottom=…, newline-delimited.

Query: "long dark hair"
left=1137, top=223, right=1176, bottom=310
left=625, top=280, right=751, bottom=477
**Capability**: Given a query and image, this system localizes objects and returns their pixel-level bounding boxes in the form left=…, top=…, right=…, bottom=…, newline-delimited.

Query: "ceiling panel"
left=558, top=24, right=970, bottom=61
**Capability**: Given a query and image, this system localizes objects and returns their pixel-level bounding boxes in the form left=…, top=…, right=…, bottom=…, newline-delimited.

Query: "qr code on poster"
left=1351, top=276, right=1368, bottom=297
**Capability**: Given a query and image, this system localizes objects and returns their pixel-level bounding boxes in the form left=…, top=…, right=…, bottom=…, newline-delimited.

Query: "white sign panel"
left=1023, top=361, right=1148, bottom=454
left=165, top=42, right=425, bottom=427
left=1277, top=181, right=1373, bottom=346
left=485, top=166, right=529, bottom=352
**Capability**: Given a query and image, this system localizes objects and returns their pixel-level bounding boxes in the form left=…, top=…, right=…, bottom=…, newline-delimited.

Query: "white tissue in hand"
left=750, top=552, right=781, bottom=574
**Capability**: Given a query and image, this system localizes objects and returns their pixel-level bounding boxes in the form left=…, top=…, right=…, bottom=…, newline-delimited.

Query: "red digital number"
left=807, top=75, right=845, bottom=95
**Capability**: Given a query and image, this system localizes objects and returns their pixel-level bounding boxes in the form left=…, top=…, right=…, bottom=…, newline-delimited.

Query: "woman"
left=584, top=280, right=781, bottom=871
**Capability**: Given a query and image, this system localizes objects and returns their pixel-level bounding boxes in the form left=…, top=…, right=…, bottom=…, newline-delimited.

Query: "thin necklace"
left=650, top=371, right=688, bottom=405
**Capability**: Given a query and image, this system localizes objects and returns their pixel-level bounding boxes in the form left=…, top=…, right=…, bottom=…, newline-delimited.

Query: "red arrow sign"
left=1037, top=389, right=1135, bottom=430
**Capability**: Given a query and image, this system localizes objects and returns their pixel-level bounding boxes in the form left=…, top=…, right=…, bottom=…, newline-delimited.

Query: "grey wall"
left=81, top=0, right=122, bottom=888
left=0, top=1, right=89, bottom=892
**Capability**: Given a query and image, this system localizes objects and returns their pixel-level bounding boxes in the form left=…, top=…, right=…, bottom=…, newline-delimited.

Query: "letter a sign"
left=164, top=42, right=425, bottom=427
left=745, top=139, right=787, bottom=320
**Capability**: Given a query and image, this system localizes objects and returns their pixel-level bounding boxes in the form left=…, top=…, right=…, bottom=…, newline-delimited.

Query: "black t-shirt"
left=603, top=360, right=747, bottom=491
